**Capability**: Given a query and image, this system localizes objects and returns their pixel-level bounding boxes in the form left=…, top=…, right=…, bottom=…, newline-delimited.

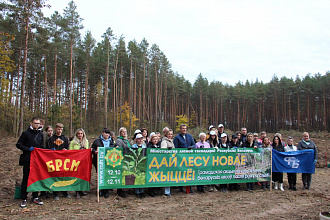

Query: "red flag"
left=27, top=148, right=92, bottom=192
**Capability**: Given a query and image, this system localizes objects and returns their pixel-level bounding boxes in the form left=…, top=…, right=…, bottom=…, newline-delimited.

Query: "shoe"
left=274, top=182, right=278, bottom=190
left=76, top=193, right=80, bottom=199
left=118, top=192, right=126, bottom=198
left=99, top=191, right=103, bottom=196
left=54, top=196, right=60, bottom=201
left=190, top=190, right=194, bottom=194
left=20, top=200, right=27, bottom=208
left=164, top=193, right=171, bottom=196
left=104, top=193, right=109, bottom=198
left=293, top=186, right=297, bottom=191
left=81, top=191, right=87, bottom=196
left=289, top=185, right=293, bottom=190
left=279, top=183, right=284, bottom=191
left=140, top=193, right=146, bottom=198
left=32, top=197, right=44, bottom=205
left=213, top=187, right=218, bottom=192
left=245, top=187, right=250, bottom=191
left=250, top=187, right=254, bottom=191
left=208, top=186, right=214, bottom=192
left=223, top=188, right=228, bottom=193
left=262, top=184, right=266, bottom=190
left=149, top=191, right=155, bottom=197
left=65, top=194, right=72, bottom=199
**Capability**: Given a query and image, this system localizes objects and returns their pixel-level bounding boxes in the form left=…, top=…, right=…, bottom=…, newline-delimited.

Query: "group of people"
left=16, top=117, right=318, bottom=208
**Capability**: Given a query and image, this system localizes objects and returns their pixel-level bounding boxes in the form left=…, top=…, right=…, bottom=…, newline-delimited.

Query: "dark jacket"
left=230, top=140, right=241, bottom=148
left=91, top=135, right=115, bottom=168
left=242, top=140, right=259, bottom=148
left=16, top=126, right=44, bottom=163
left=147, top=142, right=160, bottom=148
left=219, top=142, right=233, bottom=149
left=272, top=143, right=285, bottom=152
left=298, top=140, right=318, bottom=160
left=47, top=134, right=69, bottom=150
left=173, top=133, right=196, bottom=148
left=207, top=137, right=219, bottom=148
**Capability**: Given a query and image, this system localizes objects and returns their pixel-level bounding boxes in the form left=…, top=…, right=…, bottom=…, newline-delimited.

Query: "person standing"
left=16, top=117, right=44, bottom=208
left=243, top=133, right=258, bottom=191
left=284, top=137, right=298, bottom=191
left=272, top=136, right=285, bottom=191
left=173, top=124, right=195, bottom=193
left=240, top=127, right=248, bottom=143
left=69, top=128, right=89, bottom=199
left=161, top=129, right=175, bottom=196
left=48, top=123, right=70, bottom=200
left=43, top=126, right=53, bottom=149
left=297, top=132, right=318, bottom=190
left=91, top=128, right=115, bottom=198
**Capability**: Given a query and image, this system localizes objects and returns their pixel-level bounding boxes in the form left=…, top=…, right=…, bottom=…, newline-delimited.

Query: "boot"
left=279, top=183, right=284, bottom=191
left=274, top=182, right=278, bottom=190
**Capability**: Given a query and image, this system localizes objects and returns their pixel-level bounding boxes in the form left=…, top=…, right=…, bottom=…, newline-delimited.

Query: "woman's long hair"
left=72, top=128, right=88, bottom=149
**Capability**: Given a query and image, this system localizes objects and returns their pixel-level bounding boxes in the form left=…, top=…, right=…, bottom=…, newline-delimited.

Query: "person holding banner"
left=243, top=133, right=259, bottom=191
left=298, top=132, right=318, bottom=190
left=114, top=127, right=131, bottom=198
left=69, top=128, right=89, bottom=198
left=48, top=123, right=70, bottom=200
left=207, top=130, right=218, bottom=149
left=261, top=137, right=271, bottom=189
left=173, top=124, right=195, bottom=193
left=161, top=129, right=175, bottom=196
left=272, top=136, right=285, bottom=191
left=131, top=133, right=147, bottom=198
left=195, top=132, right=210, bottom=193
left=91, top=128, right=115, bottom=198
left=17, top=117, right=44, bottom=208
left=284, top=137, right=298, bottom=191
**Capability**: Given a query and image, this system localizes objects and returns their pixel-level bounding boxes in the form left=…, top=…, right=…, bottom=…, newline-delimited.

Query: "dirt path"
left=0, top=135, right=329, bottom=219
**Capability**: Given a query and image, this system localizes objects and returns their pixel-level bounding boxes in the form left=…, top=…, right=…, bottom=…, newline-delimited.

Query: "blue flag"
left=272, top=149, right=315, bottom=174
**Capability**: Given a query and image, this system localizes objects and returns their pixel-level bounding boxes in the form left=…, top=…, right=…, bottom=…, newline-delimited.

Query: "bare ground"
left=0, top=133, right=329, bottom=220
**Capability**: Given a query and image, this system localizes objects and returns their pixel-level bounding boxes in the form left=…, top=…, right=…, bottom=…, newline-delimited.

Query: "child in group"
left=284, top=137, right=298, bottom=191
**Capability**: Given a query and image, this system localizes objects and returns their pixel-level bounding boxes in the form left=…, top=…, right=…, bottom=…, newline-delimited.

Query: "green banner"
left=98, top=147, right=271, bottom=189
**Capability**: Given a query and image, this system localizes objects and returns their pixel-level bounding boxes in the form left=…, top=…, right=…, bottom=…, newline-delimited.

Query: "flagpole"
left=97, top=147, right=100, bottom=203
left=270, top=147, right=272, bottom=192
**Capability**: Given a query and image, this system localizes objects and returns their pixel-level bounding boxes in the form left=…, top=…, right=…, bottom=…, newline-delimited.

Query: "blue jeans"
left=164, top=187, right=171, bottom=194
left=135, top=188, right=144, bottom=195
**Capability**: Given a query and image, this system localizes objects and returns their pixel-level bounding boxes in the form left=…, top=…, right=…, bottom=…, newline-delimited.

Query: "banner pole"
left=270, top=147, right=272, bottom=192
left=97, top=147, right=99, bottom=203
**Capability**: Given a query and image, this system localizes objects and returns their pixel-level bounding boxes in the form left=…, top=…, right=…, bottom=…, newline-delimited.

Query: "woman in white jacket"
left=161, top=129, right=174, bottom=196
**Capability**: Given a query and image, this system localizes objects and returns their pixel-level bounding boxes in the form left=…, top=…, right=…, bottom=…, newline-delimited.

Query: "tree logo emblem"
left=106, top=149, right=123, bottom=168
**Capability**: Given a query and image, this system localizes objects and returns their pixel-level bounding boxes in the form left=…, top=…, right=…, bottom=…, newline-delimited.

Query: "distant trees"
left=0, top=1, right=329, bottom=136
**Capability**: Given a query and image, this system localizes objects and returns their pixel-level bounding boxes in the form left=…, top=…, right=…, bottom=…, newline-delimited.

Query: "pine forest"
left=0, top=0, right=329, bottom=137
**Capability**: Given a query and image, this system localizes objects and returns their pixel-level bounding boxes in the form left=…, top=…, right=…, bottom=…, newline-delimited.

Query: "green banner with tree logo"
left=98, top=147, right=271, bottom=189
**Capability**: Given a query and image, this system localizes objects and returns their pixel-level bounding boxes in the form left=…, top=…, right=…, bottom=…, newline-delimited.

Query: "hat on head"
left=134, top=129, right=142, bottom=134
left=218, top=124, right=224, bottom=128
left=220, top=133, right=227, bottom=138
left=149, top=132, right=156, bottom=138
left=103, top=128, right=110, bottom=134
left=210, top=130, right=217, bottom=136
left=208, top=125, right=215, bottom=130
left=135, top=134, right=143, bottom=139
left=232, top=134, right=238, bottom=139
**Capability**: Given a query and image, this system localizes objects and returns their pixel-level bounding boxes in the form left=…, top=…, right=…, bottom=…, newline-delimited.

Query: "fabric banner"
left=98, top=147, right=271, bottom=189
left=272, top=149, right=315, bottom=174
left=27, top=148, right=92, bottom=192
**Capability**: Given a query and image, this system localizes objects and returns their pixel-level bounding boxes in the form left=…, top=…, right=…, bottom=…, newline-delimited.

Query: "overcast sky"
left=43, top=0, right=330, bottom=85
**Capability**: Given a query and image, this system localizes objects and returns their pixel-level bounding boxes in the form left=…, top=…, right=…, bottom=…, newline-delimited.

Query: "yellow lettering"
left=241, top=156, right=246, bottom=165
left=203, top=156, right=210, bottom=166
left=194, top=156, right=202, bottom=167
left=213, top=156, right=219, bottom=166
left=70, top=160, right=81, bottom=171
left=55, top=159, right=62, bottom=171
left=220, top=156, right=227, bottom=166
left=234, top=156, right=241, bottom=165
left=161, top=171, right=168, bottom=182
left=180, top=157, right=188, bottom=167
left=46, top=160, right=55, bottom=172
left=149, top=171, right=160, bottom=182
left=63, top=159, right=70, bottom=171
left=187, top=169, right=192, bottom=181
left=188, top=157, right=194, bottom=167
left=170, top=171, right=179, bottom=183
left=148, top=157, right=160, bottom=169
left=159, top=157, right=168, bottom=168
left=169, top=157, right=177, bottom=167
left=228, top=156, right=233, bottom=165
left=178, top=171, right=187, bottom=182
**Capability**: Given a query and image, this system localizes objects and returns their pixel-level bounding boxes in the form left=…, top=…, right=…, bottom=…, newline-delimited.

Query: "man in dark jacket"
left=47, top=123, right=70, bottom=200
left=173, top=124, right=195, bottom=193
left=16, top=117, right=44, bottom=208
left=173, top=124, right=195, bottom=149
left=91, top=128, right=115, bottom=198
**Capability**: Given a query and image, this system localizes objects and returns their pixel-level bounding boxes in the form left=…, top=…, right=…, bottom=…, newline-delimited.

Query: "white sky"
left=43, top=0, right=330, bottom=85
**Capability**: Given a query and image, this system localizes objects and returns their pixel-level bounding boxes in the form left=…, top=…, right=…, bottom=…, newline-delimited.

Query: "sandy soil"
left=0, top=133, right=329, bottom=220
